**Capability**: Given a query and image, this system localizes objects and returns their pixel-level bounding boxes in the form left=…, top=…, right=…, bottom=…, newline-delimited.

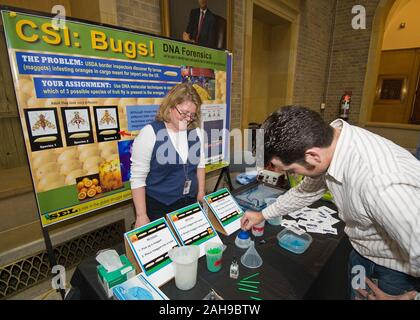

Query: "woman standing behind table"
left=130, top=83, right=206, bottom=228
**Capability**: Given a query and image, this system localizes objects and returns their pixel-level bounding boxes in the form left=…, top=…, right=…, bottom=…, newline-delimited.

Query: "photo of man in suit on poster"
left=183, top=0, right=217, bottom=48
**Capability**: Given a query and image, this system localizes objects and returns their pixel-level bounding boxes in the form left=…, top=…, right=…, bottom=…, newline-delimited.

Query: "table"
left=70, top=183, right=352, bottom=300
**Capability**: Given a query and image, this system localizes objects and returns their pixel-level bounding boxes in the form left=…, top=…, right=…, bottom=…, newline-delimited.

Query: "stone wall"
left=292, top=0, right=336, bottom=115
left=116, top=0, right=161, bottom=34
left=324, top=0, right=380, bottom=124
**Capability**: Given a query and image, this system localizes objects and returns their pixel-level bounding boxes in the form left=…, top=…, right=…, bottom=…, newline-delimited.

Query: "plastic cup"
left=235, top=230, right=251, bottom=249
left=204, top=242, right=227, bottom=272
left=267, top=216, right=282, bottom=226
left=264, top=197, right=282, bottom=225
left=168, top=245, right=200, bottom=291
left=252, top=221, right=265, bottom=237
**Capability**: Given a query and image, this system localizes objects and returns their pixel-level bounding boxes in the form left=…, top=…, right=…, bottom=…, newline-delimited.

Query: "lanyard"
left=182, top=149, right=191, bottom=196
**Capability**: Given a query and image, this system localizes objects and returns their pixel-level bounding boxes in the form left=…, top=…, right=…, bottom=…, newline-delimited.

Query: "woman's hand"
left=131, top=187, right=149, bottom=228
left=197, top=191, right=205, bottom=204
left=135, top=215, right=150, bottom=229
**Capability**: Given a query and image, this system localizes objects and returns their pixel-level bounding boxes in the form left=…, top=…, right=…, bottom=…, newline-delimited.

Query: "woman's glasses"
left=174, top=105, right=197, bottom=121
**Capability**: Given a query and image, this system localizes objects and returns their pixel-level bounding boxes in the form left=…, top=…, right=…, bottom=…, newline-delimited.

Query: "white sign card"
left=124, top=217, right=180, bottom=287
left=204, top=188, right=244, bottom=235
left=167, top=202, right=222, bottom=257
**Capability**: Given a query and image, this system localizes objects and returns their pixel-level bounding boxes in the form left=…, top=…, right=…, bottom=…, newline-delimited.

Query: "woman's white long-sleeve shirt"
left=130, top=124, right=206, bottom=189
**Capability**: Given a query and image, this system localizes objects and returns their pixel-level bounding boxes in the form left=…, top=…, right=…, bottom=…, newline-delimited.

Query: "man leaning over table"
left=241, top=106, right=420, bottom=300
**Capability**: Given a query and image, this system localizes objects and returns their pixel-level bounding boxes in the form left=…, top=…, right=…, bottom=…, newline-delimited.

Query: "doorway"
left=359, top=0, right=420, bottom=152
left=242, top=0, right=299, bottom=129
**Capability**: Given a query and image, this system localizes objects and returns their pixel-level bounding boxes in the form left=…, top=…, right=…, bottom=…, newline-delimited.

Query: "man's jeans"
left=348, top=249, right=420, bottom=299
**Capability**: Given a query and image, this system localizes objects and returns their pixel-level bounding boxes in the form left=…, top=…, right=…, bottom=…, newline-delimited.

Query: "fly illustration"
left=99, top=110, right=116, bottom=125
left=68, top=111, right=86, bottom=129
left=32, top=113, right=56, bottom=131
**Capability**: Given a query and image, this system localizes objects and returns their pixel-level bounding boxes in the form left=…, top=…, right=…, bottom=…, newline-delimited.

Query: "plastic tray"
left=277, top=229, right=312, bottom=254
left=234, top=184, right=286, bottom=211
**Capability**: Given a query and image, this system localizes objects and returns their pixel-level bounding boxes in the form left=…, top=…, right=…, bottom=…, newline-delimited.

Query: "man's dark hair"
left=261, top=106, right=334, bottom=166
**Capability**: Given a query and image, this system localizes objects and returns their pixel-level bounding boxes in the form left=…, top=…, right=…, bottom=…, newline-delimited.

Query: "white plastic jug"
left=168, top=245, right=200, bottom=291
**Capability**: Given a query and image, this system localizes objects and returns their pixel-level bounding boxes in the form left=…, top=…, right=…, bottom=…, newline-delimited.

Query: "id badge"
left=183, top=180, right=192, bottom=195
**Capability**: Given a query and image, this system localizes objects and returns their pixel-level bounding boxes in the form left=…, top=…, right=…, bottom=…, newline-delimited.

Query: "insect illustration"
left=68, top=111, right=86, bottom=129
left=99, top=110, right=116, bottom=126
left=32, top=113, right=56, bottom=131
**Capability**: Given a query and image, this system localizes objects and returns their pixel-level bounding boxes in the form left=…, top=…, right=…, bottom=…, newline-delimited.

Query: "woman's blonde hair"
left=156, top=83, right=202, bottom=129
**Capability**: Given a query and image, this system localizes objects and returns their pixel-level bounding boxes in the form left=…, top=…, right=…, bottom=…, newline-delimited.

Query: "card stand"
left=204, top=188, right=244, bottom=236
left=166, top=203, right=223, bottom=258
left=124, top=217, right=180, bottom=288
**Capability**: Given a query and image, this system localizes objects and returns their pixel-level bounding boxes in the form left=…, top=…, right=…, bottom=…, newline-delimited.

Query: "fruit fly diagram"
left=32, top=113, right=56, bottom=132
left=28, top=110, right=58, bottom=136
left=24, top=108, right=63, bottom=152
left=100, top=110, right=116, bottom=126
left=61, top=107, right=94, bottom=146
left=68, top=111, right=86, bottom=129
left=94, top=107, right=120, bottom=142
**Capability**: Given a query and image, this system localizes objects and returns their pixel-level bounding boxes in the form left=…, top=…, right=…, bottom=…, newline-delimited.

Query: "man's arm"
left=363, top=178, right=420, bottom=277
left=241, top=175, right=327, bottom=230
left=262, top=175, right=328, bottom=219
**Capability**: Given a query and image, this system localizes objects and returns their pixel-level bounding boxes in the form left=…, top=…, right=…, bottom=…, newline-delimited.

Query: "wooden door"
left=410, top=69, right=420, bottom=124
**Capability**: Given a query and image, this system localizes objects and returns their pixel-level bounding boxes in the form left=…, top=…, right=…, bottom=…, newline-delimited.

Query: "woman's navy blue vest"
left=145, top=121, right=201, bottom=205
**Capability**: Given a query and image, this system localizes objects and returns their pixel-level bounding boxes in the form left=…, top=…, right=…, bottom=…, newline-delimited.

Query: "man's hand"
left=357, top=277, right=417, bottom=300
left=135, top=215, right=150, bottom=229
left=240, top=210, right=265, bottom=231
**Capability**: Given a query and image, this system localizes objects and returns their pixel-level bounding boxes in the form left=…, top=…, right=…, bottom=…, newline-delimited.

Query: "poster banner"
left=1, top=8, right=231, bottom=226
